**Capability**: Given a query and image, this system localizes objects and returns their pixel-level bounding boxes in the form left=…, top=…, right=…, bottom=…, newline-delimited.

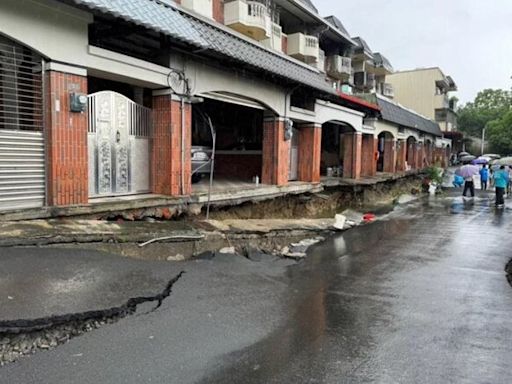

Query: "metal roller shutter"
left=0, top=36, right=45, bottom=211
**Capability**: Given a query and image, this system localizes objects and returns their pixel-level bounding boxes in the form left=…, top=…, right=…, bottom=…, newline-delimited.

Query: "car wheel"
left=192, top=173, right=202, bottom=184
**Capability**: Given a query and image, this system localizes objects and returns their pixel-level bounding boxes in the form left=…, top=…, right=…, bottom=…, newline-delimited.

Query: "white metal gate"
left=0, top=36, right=45, bottom=211
left=88, top=91, right=151, bottom=197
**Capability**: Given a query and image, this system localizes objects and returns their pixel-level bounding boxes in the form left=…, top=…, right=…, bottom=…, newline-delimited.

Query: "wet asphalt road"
left=2, top=193, right=512, bottom=383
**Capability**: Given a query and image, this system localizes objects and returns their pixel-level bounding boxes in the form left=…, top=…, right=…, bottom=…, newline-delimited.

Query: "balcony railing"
left=224, top=0, right=271, bottom=41
left=247, top=1, right=266, bottom=26
left=262, top=22, right=283, bottom=51
left=181, top=0, right=213, bottom=19
left=326, top=55, right=352, bottom=80
left=382, top=83, right=394, bottom=97
left=287, top=33, right=319, bottom=64
left=354, top=71, right=376, bottom=90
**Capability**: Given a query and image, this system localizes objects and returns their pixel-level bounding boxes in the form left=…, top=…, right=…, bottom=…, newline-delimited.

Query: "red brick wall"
left=282, top=35, right=288, bottom=54
left=361, top=134, right=377, bottom=177
left=152, top=96, right=192, bottom=196
left=213, top=0, right=224, bottom=24
left=383, top=139, right=396, bottom=173
left=45, top=71, right=88, bottom=207
left=298, top=125, right=321, bottom=183
left=214, top=154, right=262, bottom=180
left=262, top=118, right=289, bottom=186
left=342, top=133, right=362, bottom=179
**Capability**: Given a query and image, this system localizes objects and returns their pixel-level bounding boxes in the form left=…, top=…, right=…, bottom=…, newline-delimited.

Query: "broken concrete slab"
left=340, top=209, right=364, bottom=226
left=0, top=248, right=185, bottom=323
left=0, top=220, right=201, bottom=247
left=204, top=219, right=336, bottom=234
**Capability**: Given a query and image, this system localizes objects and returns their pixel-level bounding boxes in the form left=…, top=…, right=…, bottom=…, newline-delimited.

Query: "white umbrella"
left=455, top=164, right=480, bottom=178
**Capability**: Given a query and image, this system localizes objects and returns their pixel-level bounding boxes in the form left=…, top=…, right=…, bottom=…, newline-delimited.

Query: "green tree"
left=457, top=89, right=512, bottom=137
left=487, top=110, right=512, bottom=155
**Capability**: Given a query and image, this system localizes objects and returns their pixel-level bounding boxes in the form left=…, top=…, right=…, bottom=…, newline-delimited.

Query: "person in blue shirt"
left=494, top=166, right=509, bottom=207
left=479, top=165, right=489, bottom=191
left=453, top=174, right=464, bottom=188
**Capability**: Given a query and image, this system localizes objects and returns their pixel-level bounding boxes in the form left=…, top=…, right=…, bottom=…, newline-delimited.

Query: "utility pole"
left=481, top=126, right=486, bottom=156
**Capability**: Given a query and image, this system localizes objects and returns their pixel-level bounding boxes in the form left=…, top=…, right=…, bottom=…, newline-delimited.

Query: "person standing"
left=463, top=175, right=475, bottom=198
left=494, top=166, right=509, bottom=207
left=479, top=164, right=489, bottom=191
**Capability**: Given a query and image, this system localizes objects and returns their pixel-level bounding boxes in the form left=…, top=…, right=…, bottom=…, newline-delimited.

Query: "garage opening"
left=191, top=96, right=264, bottom=193
left=320, top=122, right=355, bottom=178
left=0, top=35, right=45, bottom=211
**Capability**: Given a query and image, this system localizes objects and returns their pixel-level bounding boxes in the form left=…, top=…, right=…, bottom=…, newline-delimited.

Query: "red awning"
left=336, top=91, right=381, bottom=112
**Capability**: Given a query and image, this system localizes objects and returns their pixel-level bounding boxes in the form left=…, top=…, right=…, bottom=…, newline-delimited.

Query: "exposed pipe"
left=180, top=97, right=186, bottom=195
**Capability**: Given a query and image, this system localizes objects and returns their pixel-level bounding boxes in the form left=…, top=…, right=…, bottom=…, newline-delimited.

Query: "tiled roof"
left=324, top=16, right=350, bottom=38
left=373, top=52, right=393, bottom=72
left=352, top=37, right=373, bottom=56
left=375, top=95, right=442, bottom=136
left=71, top=0, right=338, bottom=94
left=296, top=0, right=319, bottom=13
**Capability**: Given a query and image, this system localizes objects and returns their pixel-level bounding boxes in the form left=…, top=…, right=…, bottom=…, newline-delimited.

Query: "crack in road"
left=0, top=271, right=184, bottom=365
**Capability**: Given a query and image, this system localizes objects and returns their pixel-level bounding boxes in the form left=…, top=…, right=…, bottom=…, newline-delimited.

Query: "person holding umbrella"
left=456, top=164, right=480, bottom=198
left=494, top=166, right=509, bottom=208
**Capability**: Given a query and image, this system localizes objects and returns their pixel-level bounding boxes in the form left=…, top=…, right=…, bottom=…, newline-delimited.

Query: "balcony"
left=434, top=94, right=450, bottom=109
left=262, top=23, right=283, bottom=52
left=181, top=0, right=213, bottom=19
left=287, top=33, right=319, bottom=64
left=224, top=0, right=271, bottom=41
left=354, top=71, right=376, bottom=90
left=382, top=83, right=394, bottom=97
left=326, top=55, right=352, bottom=80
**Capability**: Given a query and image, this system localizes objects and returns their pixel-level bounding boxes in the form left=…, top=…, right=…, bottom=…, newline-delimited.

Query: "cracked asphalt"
left=2, top=192, right=512, bottom=383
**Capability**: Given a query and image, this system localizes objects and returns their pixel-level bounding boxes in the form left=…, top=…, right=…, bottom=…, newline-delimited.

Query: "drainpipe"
left=181, top=97, right=186, bottom=195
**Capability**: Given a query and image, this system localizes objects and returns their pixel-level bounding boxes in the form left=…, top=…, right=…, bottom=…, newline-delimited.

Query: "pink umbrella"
left=455, top=164, right=480, bottom=178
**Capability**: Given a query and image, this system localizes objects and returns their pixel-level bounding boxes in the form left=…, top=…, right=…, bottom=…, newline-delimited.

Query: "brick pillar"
left=383, top=139, right=396, bottom=173
left=152, top=93, right=192, bottom=196
left=342, top=132, right=362, bottom=179
left=396, top=140, right=407, bottom=172
left=361, top=134, right=377, bottom=177
left=262, top=117, right=289, bottom=186
left=45, top=70, right=88, bottom=207
left=298, top=124, right=321, bottom=183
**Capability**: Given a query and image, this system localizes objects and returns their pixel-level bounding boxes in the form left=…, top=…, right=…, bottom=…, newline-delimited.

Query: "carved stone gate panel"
left=88, top=91, right=150, bottom=197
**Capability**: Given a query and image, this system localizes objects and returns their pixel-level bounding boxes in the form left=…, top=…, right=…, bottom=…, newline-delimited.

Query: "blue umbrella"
left=471, top=158, right=489, bottom=165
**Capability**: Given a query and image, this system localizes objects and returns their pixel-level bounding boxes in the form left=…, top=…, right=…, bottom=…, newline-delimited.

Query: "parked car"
left=191, top=146, right=212, bottom=183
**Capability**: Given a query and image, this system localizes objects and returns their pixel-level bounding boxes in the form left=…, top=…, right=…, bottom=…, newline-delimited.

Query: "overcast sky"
left=313, top=0, right=512, bottom=104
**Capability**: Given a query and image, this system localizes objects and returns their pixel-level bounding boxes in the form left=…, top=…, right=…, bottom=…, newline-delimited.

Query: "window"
left=0, top=36, right=43, bottom=131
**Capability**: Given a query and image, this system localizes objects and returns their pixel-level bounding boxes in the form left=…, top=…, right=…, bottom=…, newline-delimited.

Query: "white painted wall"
left=375, top=120, right=399, bottom=138
left=314, top=100, right=364, bottom=131
left=185, top=60, right=288, bottom=115
left=0, top=0, right=91, bottom=62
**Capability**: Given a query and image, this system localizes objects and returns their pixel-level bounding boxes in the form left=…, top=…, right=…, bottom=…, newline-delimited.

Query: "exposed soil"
left=204, top=176, right=422, bottom=221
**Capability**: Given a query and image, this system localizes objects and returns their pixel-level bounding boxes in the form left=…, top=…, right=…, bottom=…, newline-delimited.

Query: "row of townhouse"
left=0, top=0, right=456, bottom=213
